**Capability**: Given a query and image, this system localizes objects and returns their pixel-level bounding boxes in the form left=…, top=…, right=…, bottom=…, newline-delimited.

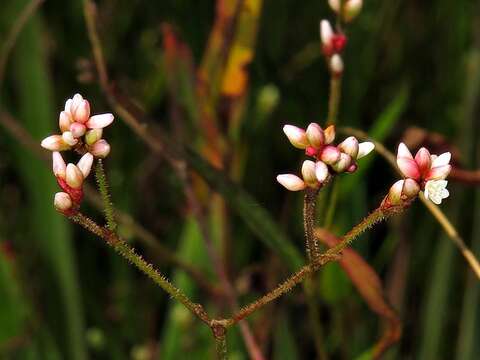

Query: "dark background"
left=0, top=0, right=479, bottom=359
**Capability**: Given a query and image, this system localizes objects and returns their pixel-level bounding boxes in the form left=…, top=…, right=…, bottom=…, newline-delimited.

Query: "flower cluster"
left=41, top=94, right=115, bottom=214
left=386, top=143, right=451, bottom=206
left=41, top=93, right=113, bottom=158
left=277, top=123, right=375, bottom=191
left=320, top=20, right=346, bottom=75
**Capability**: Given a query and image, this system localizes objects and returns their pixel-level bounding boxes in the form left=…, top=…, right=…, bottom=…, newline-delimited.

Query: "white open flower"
left=424, top=180, right=449, bottom=205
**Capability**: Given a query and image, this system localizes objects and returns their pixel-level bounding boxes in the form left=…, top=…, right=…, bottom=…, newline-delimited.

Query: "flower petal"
left=396, top=157, right=420, bottom=179
left=54, top=192, right=73, bottom=212
left=90, top=139, right=111, bottom=158
left=52, top=152, right=66, bottom=178
left=319, top=145, right=340, bottom=165
left=426, top=164, right=451, bottom=180
left=301, top=160, right=318, bottom=186
left=306, top=123, right=324, bottom=148
left=431, top=152, right=451, bottom=167
left=397, top=142, right=414, bottom=160
left=414, top=147, right=431, bottom=174
left=66, top=164, right=84, bottom=189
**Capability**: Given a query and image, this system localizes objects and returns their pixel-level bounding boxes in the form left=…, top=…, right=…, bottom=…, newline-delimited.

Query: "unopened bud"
left=344, top=0, right=363, bottom=22
left=338, top=136, right=359, bottom=158
left=331, top=152, right=352, bottom=173
left=283, top=125, right=309, bottom=149
left=306, top=123, right=325, bottom=148
left=41, top=135, right=71, bottom=151
left=54, top=192, right=73, bottom=212
left=302, top=160, right=318, bottom=187
left=86, top=113, right=114, bottom=129
left=403, top=178, right=420, bottom=198
left=52, top=152, right=66, bottom=179
left=276, top=174, right=306, bottom=191
left=320, top=20, right=334, bottom=47
left=90, top=139, right=111, bottom=158
left=77, top=152, right=94, bottom=178
left=324, top=125, right=336, bottom=144
left=315, top=161, right=329, bottom=183
left=85, top=129, right=103, bottom=145
left=59, top=111, right=72, bottom=132
left=62, top=131, right=78, bottom=146
left=388, top=180, right=404, bottom=205
left=73, top=100, right=90, bottom=124
left=330, top=54, right=344, bottom=76
left=70, top=122, right=87, bottom=138
left=66, top=164, right=84, bottom=189
left=319, top=145, right=341, bottom=165
left=357, top=142, right=375, bottom=159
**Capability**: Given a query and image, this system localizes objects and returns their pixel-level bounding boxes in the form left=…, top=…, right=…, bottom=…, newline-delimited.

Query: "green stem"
left=326, top=75, right=342, bottom=126
left=70, top=212, right=210, bottom=325
left=94, top=159, right=117, bottom=231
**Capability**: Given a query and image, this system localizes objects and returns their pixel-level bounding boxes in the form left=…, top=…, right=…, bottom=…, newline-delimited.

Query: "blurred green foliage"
left=1, top=0, right=480, bottom=359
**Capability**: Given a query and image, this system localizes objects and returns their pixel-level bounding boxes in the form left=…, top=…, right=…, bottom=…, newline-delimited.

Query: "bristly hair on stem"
left=95, top=159, right=117, bottom=231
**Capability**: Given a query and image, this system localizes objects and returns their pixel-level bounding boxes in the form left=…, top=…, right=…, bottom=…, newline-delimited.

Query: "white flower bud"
left=306, top=123, right=325, bottom=148
left=52, top=152, right=66, bottom=179
left=276, top=174, right=306, bottom=191
left=66, top=164, right=84, bottom=189
left=330, top=54, right=344, bottom=75
left=90, top=139, right=111, bottom=158
left=86, top=113, right=114, bottom=129
left=54, top=192, right=73, bottom=212
left=77, top=152, right=94, bottom=178
left=282, top=125, right=309, bottom=149
left=302, top=160, right=318, bottom=187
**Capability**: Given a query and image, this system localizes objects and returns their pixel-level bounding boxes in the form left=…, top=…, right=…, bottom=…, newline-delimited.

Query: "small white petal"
left=424, top=180, right=449, bottom=205
left=276, top=174, right=306, bottom=191
left=77, top=153, right=94, bottom=178
left=357, top=142, right=375, bottom=159
left=397, top=142, right=414, bottom=160
left=315, top=161, right=329, bottom=183
left=431, top=152, right=451, bottom=167
left=320, top=20, right=334, bottom=46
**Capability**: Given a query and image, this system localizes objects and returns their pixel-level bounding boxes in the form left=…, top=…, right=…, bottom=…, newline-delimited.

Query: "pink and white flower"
left=319, top=20, right=347, bottom=57
left=396, top=142, right=451, bottom=204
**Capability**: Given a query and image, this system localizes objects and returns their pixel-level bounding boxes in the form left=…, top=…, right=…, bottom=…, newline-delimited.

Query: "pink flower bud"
left=64, top=98, right=73, bottom=113
left=66, top=164, right=84, bottom=189
left=346, top=163, right=358, bottom=173
left=331, top=152, right=352, bottom=173
left=41, top=135, right=71, bottom=151
left=324, top=125, right=336, bottom=144
left=86, top=113, right=114, bottom=129
left=90, top=139, right=111, bottom=158
left=315, top=161, right=329, bottom=183
left=73, top=100, right=90, bottom=124
left=70, top=122, right=87, bottom=138
left=330, top=54, right=344, bottom=75
left=52, top=152, right=66, bottom=179
left=77, top=152, right=94, bottom=178
left=357, top=142, right=375, bottom=159
left=319, top=145, right=341, bottom=165
left=54, top=192, right=73, bottom=212
left=414, top=147, right=431, bottom=173
left=338, top=136, right=359, bottom=158
left=59, top=111, right=72, bottom=132
left=276, top=174, right=306, bottom=191
left=302, top=160, right=318, bottom=187
left=70, top=93, right=84, bottom=114
left=305, top=146, right=318, bottom=157
left=85, top=129, right=103, bottom=145
left=306, top=123, right=325, bottom=148
left=282, top=125, right=309, bottom=149
left=62, top=131, right=78, bottom=146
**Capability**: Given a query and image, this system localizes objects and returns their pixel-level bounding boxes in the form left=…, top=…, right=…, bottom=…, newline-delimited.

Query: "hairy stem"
left=94, top=159, right=117, bottom=231
left=304, top=188, right=320, bottom=263
left=215, top=334, right=228, bottom=360
left=225, top=202, right=405, bottom=326
left=70, top=212, right=210, bottom=325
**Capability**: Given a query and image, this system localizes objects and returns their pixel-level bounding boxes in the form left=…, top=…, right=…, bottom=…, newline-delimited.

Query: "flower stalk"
left=304, top=187, right=321, bottom=264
